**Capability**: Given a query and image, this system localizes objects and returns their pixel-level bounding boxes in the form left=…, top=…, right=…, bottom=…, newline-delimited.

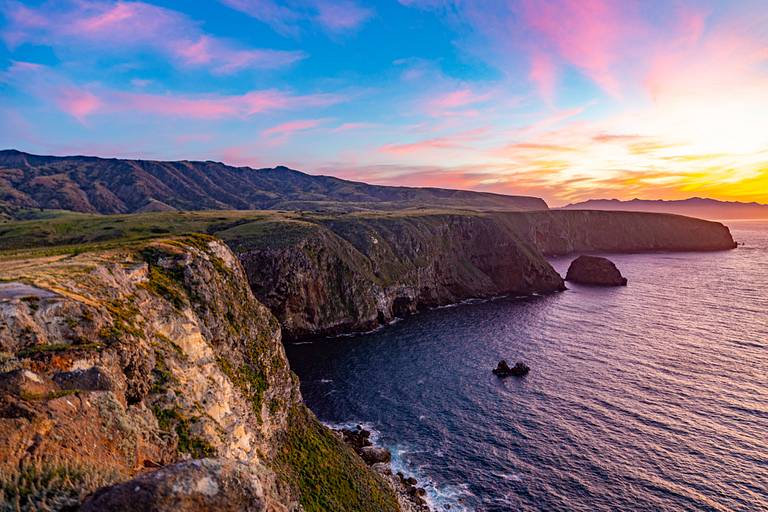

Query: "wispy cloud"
left=220, top=0, right=373, bottom=35
left=2, top=61, right=344, bottom=120
left=2, top=1, right=305, bottom=74
left=262, top=118, right=325, bottom=139
left=379, top=128, right=487, bottom=155
left=331, top=122, right=377, bottom=132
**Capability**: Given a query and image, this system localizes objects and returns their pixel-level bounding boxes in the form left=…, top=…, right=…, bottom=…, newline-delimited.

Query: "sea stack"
left=566, top=255, right=628, bottom=286
left=492, top=360, right=530, bottom=377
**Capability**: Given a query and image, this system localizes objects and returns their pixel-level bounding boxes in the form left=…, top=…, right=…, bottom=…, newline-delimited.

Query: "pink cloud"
left=3, top=1, right=304, bottom=74
left=519, top=0, right=635, bottom=97
left=313, top=1, right=373, bottom=32
left=112, top=90, right=340, bottom=119
left=3, top=61, right=344, bottom=120
left=529, top=52, right=557, bottom=103
left=220, top=0, right=372, bottom=34
left=262, top=118, right=325, bottom=137
left=54, top=87, right=102, bottom=121
left=332, top=122, right=377, bottom=132
left=379, top=128, right=487, bottom=155
left=427, top=88, right=488, bottom=110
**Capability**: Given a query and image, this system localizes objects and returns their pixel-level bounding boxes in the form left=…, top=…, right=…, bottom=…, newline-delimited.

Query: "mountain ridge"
left=0, top=149, right=548, bottom=216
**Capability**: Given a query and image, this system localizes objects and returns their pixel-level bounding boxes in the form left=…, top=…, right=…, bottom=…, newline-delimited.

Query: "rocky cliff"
left=227, top=210, right=735, bottom=338
left=0, top=236, right=402, bottom=511
left=511, top=210, right=737, bottom=255
left=230, top=213, right=566, bottom=339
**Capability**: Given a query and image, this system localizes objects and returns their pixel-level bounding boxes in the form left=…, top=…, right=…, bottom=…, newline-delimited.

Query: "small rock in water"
left=492, top=360, right=530, bottom=377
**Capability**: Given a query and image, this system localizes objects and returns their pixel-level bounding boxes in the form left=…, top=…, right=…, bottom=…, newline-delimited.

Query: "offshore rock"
left=492, top=360, right=530, bottom=377
left=566, top=255, right=628, bottom=286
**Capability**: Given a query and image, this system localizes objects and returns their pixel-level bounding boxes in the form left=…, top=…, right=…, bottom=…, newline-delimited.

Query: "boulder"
left=337, top=425, right=372, bottom=451
left=52, top=366, right=117, bottom=392
left=492, top=360, right=530, bottom=377
left=80, top=459, right=265, bottom=512
left=565, top=255, right=627, bottom=286
left=359, top=446, right=392, bottom=465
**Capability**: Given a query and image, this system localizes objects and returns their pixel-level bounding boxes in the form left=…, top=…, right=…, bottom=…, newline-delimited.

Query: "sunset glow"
left=2, top=0, right=767, bottom=205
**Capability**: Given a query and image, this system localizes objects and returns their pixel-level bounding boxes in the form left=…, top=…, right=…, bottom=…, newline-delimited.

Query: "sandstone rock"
left=360, top=446, right=392, bottom=465
left=565, top=255, right=627, bottom=286
left=0, top=369, right=58, bottom=398
left=81, top=458, right=265, bottom=512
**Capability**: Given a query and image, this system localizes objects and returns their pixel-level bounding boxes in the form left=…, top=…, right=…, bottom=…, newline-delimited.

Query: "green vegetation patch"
left=0, top=455, right=121, bottom=512
left=277, top=406, right=400, bottom=512
left=151, top=406, right=216, bottom=459
left=139, top=247, right=188, bottom=309
left=216, top=356, right=268, bottom=414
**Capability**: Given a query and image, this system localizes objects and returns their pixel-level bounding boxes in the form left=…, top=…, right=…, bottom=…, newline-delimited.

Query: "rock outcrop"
left=0, top=236, right=400, bottom=511
left=565, top=256, right=628, bottom=286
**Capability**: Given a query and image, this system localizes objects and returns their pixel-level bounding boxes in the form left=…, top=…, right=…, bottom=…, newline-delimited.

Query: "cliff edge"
left=0, top=236, right=401, bottom=511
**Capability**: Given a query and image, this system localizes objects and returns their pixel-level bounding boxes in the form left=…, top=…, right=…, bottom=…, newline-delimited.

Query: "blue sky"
left=2, top=0, right=767, bottom=205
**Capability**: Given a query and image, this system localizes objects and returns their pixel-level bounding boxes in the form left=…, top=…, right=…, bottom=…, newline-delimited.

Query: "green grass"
left=0, top=455, right=121, bottom=512
left=0, top=208, right=505, bottom=259
left=277, top=406, right=400, bottom=512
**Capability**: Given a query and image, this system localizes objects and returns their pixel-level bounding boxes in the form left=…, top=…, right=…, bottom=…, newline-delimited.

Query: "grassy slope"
left=0, top=208, right=492, bottom=257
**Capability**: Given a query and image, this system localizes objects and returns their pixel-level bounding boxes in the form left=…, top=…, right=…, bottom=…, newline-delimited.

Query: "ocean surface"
left=286, top=220, right=768, bottom=512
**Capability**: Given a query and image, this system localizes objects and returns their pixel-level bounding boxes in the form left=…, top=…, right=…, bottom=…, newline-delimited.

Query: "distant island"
left=563, top=197, right=768, bottom=220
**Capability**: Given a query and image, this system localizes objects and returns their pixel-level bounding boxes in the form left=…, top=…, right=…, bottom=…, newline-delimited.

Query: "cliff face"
left=512, top=210, right=738, bottom=255
left=232, top=214, right=566, bottom=339
left=229, top=210, right=735, bottom=339
left=0, top=237, right=400, bottom=511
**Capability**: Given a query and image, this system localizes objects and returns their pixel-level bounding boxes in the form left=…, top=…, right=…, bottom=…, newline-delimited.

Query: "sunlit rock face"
left=0, top=237, right=400, bottom=512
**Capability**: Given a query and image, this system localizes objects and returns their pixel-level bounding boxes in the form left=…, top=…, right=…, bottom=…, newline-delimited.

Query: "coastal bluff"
left=232, top=210, right=736, bottom=338
left=0, top=237, right=404, bottom=511
left=0, top=208, right=736, bottom=342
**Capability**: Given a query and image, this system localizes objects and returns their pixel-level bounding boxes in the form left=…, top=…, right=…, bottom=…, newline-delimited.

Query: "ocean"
left=286, top=220, right=768, bottom=511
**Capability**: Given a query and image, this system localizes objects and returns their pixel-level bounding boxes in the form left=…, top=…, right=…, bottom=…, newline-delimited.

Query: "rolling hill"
left=0, top=149, right=547, bottom=217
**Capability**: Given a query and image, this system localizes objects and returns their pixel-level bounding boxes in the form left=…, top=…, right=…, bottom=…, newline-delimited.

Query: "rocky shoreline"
left=336, top=426, right=432, bottom=512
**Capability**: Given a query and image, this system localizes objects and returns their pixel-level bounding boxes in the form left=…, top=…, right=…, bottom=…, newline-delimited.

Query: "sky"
left=1, top=0, right=767, bottom=206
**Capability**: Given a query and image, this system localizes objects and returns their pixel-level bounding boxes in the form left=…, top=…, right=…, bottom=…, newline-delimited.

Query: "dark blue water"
left=286, top=221, right=768, bottom=512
